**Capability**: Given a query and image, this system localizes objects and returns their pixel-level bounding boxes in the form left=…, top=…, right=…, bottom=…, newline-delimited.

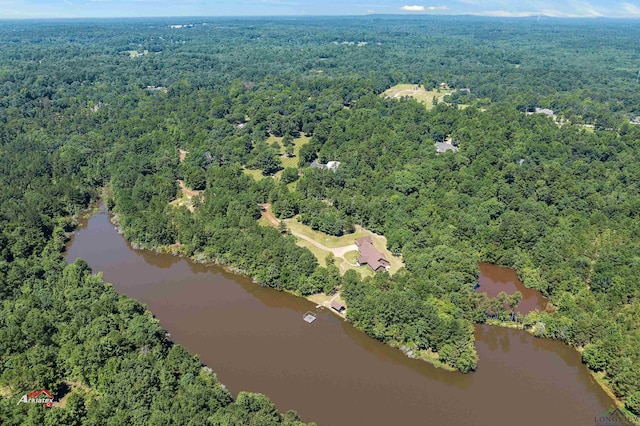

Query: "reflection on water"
left=64, top=208, right=615, bottom=426
left=133, top=248, right=183, bottom=269
left=477, top=263, right=548, bottom=314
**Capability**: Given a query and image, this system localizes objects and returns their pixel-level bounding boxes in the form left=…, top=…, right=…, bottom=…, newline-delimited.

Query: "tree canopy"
left=2, top=15, right=640, bottom=420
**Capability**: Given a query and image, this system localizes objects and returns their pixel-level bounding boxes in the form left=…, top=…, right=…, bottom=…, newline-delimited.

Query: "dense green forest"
left=2, top=16, right=640, bottom=421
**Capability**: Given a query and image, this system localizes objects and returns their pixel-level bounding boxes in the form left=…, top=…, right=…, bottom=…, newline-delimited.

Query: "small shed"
left=330, top=300, right=346, bottom=314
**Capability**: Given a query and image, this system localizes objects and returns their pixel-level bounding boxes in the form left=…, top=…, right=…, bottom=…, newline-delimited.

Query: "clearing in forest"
left=242, top=167, right=268, bottom=181
left=270, top=133, right=310, bottom=170
left=383, top=84, right=450, bottom=110
left=243, top=133, right=310, bottom=181
left=0, top=386, right=11, bottom=398
left=126, top=49, right=149, bottom=58
left=170, top=180, right=200, bottom=212
left=178, top=148, right=188, bottom=163
left=171, top=149, right=201, bottom=212
left=55, top=381, right=93, bottom=408
left=258, top=204, right=403, bottom=277
left=307, top=292, right=348, bottom=318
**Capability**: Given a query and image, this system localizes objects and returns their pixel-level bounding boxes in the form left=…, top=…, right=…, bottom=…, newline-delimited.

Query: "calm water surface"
left=65, top=209, right=614, bottom=425
left=477, top=263, right=549, bottom=314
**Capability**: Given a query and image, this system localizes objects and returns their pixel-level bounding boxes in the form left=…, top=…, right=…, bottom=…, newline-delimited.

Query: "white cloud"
left=401, top=5, right=425, bottom=11
left=537, top=8, right=601, bottom=17
left=484, top=10, right=535, bottom=16
left=623, top=2, right=640, bottom=16
left=472, top=1, right=610, bottom=19
left=427, top=5, right=449, bottom=10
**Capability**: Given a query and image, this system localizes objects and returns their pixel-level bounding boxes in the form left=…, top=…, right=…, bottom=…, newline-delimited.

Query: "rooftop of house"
left=435, top=142, right=459, bottom=153
left=534, top=107, right=555, bottom=117
left=326, top=161, right=341, bottom=170
left=330, top=299, right=346, bottom=312
left=355, top=236, right=389, bottom=272
left=311, top=159, right=341, bottom=171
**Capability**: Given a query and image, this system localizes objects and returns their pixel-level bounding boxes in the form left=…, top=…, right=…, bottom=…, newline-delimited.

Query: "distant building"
left=533, top=107, right=554, bottom=117
left=310, top=159, right=341, bottom=171
left=330, top=300, right=346, bottom=314
left=146, top=86, right=167, bottom=93
left=439, top=82, right=450, bottom=89
left=434, top=142, right=459, bottom=153
left=326, top=161, right=341, bottom=171
left=355, top=236, right=390, bottom=273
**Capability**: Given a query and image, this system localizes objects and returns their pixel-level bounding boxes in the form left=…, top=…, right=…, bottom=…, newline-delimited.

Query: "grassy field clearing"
left=243, top=133, right=310, bottom=180
left=344, top=250, right=360, bottom=264
left=285, top=220, right=368, bottom=248
left=242, top=167, right=267, bottom=181
left=269, top=216, right=404, bottom=276
left=127, top=49, right=149, bottom=58
left=382, top=84, right=450, bottom=110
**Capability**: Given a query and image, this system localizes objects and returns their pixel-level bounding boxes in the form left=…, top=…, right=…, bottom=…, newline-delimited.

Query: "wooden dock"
left=303, top=311, right=317, bottom=323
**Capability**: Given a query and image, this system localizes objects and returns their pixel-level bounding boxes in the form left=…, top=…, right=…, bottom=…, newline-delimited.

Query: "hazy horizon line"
left=2, top=13, right=640, bottom=21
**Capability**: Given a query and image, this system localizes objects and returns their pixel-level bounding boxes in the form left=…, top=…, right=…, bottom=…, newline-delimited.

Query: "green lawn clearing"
left=268, top=133, right=310, bottom=169
left=344, top=250, right=360, bottom=264
left=244, top=134, right=311, bottom=181
left=382, top=84, right=450, bottom=110
left=284, top=220, right=403, bottom=275
left=242, top=167, right=268, bottom=181
left=127, top=49, right=149, bottom=58
left=284, top=220, right=367, bottom=248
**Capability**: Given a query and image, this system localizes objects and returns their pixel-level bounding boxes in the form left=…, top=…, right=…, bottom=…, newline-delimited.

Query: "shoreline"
left=104, top=205, right=462, bottom=373
left=486, top=320, right=629, bottom=417
left=95, top=203, right=628, bottom=413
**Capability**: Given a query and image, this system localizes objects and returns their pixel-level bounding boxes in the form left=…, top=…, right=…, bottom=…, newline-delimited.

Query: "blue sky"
left=1, top=0, right=639, bottom=19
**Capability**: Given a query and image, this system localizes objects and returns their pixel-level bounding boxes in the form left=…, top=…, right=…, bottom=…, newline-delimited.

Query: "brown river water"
left=477, top=262, right=549, bottom=314
left=65, top=208, right=615, bottom=426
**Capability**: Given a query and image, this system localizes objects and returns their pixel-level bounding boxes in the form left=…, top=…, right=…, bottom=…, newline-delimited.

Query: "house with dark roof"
left=330, top=299, right=346, bottom=314
left=355, top=236, right=390, bottom=272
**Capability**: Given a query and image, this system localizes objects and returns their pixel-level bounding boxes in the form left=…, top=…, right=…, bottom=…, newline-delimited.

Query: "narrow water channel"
left=65, top=208, right=615, bottom=426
